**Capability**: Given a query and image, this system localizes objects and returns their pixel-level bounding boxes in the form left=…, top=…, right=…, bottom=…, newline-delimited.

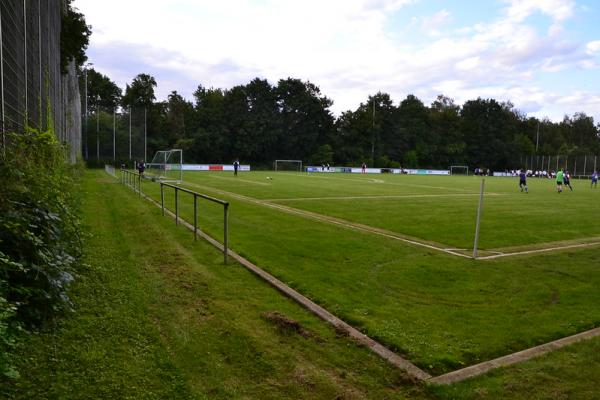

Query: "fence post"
left=160, top=183, right=165, bottom=216
left=175, top=188, right=179, bottom=226
left=224, top=203, right=229, bottom=264
left=138, top=174, right=142, bottom=197
left=473, top=179, right=485, bottom=259
left=193, top=194, right=198, bottom=241
left=583, top=156, right=587, bottom=177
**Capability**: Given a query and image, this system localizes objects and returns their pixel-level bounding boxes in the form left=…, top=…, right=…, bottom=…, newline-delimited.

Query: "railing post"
left=473, top=179, right=485, bottom=259
left=160, top=183, right=165, bottom=216
left=224, top=203, right=229, bottom=264
left=193, top=194, right=198, bottom=241
left=175, top=188, right=179, bottom=226
left=138, top=174, right=141, bottom=197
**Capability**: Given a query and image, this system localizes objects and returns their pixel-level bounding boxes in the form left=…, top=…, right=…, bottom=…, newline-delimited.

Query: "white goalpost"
left=146, top=149, right=183, bottom=183
left=450, top=165, right=469, bottom=175
left=274, top=159, right=303, bottom=172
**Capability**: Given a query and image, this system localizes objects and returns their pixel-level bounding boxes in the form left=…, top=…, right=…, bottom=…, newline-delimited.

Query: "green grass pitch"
left=137, top=171, right=600, bottom=374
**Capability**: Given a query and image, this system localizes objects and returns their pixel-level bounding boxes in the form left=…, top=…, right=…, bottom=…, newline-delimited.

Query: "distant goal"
left=274, top=159, right=303, bottom=172
left=450, top=165, right=469, bottom=175
left=146, top=149, right=183, bottom=183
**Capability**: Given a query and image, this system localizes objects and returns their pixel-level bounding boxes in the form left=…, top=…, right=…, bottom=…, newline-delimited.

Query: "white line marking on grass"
left=294, top=173, right=388, bottom=184
left=265, top=193, right=505, bottom=202
left=184, top=182, right=472, bottom=259
left=479, top=241, right=600, bottom=260
left=206, top=175, right=271, bottom=186
left=294, top=173, right=502, bottom=194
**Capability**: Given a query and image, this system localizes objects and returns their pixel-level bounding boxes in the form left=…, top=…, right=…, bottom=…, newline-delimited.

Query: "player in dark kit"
left=591, top=171, right=598, bottom=188
left=233, top=159, right=240, bottom=176
left=564, top=170, right=573, bottom=191
left=519, top=170, right=528, bottom=193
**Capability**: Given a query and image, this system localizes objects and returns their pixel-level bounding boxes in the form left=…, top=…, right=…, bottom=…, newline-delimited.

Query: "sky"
left=73, top=0, right=600, bottom=121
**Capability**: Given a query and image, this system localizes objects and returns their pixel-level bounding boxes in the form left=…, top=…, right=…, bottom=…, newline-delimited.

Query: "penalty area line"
left=479, top=241, right=600, bottom=260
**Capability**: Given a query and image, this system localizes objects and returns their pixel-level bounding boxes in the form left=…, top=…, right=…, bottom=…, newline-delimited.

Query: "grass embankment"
left=138, top=171, right=600, bottom=373
left=1, top=171, right=428, bottom=399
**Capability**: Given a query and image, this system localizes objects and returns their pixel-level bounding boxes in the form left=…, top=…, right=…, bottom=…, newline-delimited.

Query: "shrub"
left=0, top=128, right=82, bottom=378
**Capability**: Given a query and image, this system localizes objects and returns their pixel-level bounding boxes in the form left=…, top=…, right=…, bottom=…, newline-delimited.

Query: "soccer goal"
left=274, top=159, right=303, bottom=171
left=146, top=149, right=183, bottom=183
left=450, top=165, right=469, bottom=175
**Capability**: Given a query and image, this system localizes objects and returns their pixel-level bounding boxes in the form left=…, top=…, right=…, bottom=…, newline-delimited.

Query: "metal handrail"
left=160, top=181, right=229, bottom=264
left=121, top=169, right=142, bottom=197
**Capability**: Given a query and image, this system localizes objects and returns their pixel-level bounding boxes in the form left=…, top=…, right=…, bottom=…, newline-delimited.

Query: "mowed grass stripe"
left=180, top=180, right=468, bottom=258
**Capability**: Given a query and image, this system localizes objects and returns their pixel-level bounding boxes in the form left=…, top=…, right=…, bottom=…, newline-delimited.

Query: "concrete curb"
left=428, top=327, right=600, bottom=384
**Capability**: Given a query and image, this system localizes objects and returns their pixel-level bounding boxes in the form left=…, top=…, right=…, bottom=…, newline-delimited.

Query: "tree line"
left=82, top=70, right=600, bottom=171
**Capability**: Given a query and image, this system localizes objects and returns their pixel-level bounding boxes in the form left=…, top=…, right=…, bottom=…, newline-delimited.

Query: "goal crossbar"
left=146, top=149, right=183, bottom=182
left=450, top=165, right=469, bottom=175
left=274, top=159, right=303, bottom=171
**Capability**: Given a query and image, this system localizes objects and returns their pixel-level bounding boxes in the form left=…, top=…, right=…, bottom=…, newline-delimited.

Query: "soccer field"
left=136, top=171, right=600, bottom=375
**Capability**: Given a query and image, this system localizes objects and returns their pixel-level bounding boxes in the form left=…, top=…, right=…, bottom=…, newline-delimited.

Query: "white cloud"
left=502, top=0, right=575, bottom=23
left=74, top=0, right=600, bottom=121
left=586, top=40, right=600, bottom=55
left=421, top=9, right=452, bottom=35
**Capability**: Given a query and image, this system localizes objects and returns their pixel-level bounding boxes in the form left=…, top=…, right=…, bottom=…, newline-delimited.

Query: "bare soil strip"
left=428, top=327, right=600, bottom=385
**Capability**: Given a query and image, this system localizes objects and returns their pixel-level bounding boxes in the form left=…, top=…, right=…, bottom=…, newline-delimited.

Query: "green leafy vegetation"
left=60, top=0, right=91, bottom=72
left=84, top=69, right=600, bottom=170
left=0, top=129, right=81, bottom=378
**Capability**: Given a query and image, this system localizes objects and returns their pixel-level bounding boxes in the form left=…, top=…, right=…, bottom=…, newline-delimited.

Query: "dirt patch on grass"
left=261, top=311, right=318, bottom=340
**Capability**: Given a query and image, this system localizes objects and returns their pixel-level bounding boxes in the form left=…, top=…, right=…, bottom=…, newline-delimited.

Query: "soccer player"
left=233, top=159, right=239, bottom=176
left=361, top=162, right=366, bottom=173
left=519, top=170, right=528, bottom=193
left=564, top=170, right=573, bottom=191
left=137, top=161, right=145, bottom=176
left=556, top=169, right=564, bottom=193
left=592, top=171, right=598, bottom=188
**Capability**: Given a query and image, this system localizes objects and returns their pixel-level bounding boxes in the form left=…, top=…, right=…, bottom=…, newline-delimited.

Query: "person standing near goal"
left=519, top=170, right=528, bottom=193
left=591, top=171, right=598, bottom=188
left=233, top=159, right=240, bottom=176
left=137, top=161, right=145, bottom=176
left=556, top=169, right=564, bottom=193
left=361, top=162, right=366, bottom=174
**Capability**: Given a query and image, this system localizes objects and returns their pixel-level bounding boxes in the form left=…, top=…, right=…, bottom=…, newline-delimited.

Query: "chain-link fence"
left=1, top=0, right=80, bottom=162
left=520, top=155, right=599, bottom=178
left=83, top=106, right=148, bottom=167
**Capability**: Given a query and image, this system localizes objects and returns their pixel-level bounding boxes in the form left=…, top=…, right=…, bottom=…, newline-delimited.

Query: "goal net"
left=146, top=149, right=183, bottom=182
left=450, top=165, right=469, bottom=175
left=274, top=159, right=303, bottom=171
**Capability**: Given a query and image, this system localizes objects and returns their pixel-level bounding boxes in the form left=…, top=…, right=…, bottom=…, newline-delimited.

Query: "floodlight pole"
left=96, top=96, right=100, bottom=161
left=472, top=178, right=485, bottom=259
left=128, top=107, right=131, bottom=160
left=144, top=107, right=147, bottom=163
left=371, top=99, right=375, bottom=166
left=535, top=122, right=539, bottom=153
left=0, top=4, right=5, bottom=157
left=112, top=107, right=116, bottom=162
